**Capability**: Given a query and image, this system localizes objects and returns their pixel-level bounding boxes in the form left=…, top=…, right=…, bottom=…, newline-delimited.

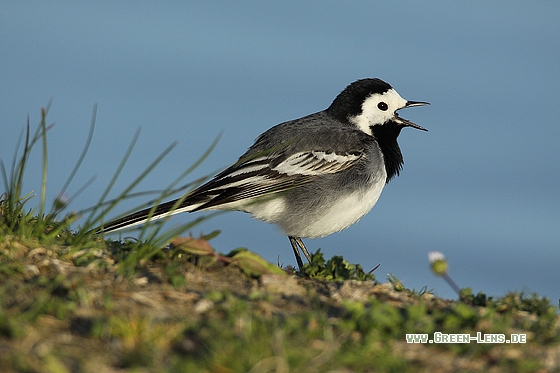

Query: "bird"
left=96, top=78, right=428, bottom=270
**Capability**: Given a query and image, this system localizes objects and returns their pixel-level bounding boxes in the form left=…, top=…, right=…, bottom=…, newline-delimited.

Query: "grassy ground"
left=0, top=233, right=559, bottom=373
left=1, top=107, right=558, bottom=372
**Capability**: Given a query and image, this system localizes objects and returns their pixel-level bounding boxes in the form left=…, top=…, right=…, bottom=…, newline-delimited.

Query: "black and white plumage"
left=96, top=78, right=428, bottom=269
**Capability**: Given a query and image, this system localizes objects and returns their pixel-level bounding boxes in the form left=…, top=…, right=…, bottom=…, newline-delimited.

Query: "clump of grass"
left=1, top=104, right=61, bottom=239
left=0, top=104, right=220, bottom=275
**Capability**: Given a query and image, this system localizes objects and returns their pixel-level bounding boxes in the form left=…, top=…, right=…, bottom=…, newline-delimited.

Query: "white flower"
left=428, top=251, right=446, bottom=264
left=428, top=251, right=448, bottom=276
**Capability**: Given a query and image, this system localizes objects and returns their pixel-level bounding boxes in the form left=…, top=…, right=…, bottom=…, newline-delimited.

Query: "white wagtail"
left=97, top=78, right=428, bottom=269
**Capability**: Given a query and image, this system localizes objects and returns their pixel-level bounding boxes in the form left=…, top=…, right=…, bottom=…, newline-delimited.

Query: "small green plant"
left=301, top=249, right=375, bottom=282
left=458, top=287, right=489, bottom=306
left=386, top=273, right=405, bottom=291
left=494, top=291, right=554, bottom=316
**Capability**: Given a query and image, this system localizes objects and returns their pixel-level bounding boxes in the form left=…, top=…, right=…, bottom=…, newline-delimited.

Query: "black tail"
left=95, top=197, right=191, bottom=233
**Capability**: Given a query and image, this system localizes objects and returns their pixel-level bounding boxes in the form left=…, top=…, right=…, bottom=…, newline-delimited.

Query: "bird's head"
left=327, top=78, right=429, bottom=135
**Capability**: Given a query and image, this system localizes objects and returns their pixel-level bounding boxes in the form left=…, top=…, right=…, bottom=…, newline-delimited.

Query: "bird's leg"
left=288, top=236, right=313, bottom=271
left=295, top=237, right=313, bottom=263
left=289, top=236, right=305, bottom=270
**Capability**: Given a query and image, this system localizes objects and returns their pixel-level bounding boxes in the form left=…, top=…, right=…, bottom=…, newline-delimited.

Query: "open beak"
left=405, top=100, right=430, bottom=108
left=395, top=100, right=429, bottom=131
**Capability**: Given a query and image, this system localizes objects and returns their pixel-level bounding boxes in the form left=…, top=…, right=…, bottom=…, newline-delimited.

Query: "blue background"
left=1, top=2, right=559, bottom=301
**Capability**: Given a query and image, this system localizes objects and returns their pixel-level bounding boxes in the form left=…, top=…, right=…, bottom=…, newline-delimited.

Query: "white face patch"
left=349, top=88, right=408, bottom=135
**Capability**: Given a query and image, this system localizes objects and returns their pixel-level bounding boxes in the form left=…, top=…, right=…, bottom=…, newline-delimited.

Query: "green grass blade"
left=51, top=104, right=98, bottom=216
left=39, top=107, right=49, bottom=221
left=81, top=130, right=178, bottom=233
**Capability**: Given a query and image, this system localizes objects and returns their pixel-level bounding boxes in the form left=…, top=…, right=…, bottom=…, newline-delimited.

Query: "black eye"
left=377, top=102, right=388, bottom=111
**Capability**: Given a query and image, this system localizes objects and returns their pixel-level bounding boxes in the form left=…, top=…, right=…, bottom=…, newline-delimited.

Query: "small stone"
left=133, top=276, right=149, bottom=286
left=259, top=274, right=305, bottom=297
left=194, top=298, right=214, bottom=314
left=23, top=264, right=40, bottom=279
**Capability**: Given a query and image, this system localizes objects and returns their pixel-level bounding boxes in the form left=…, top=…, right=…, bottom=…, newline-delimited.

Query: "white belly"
left=296, top=178, right=386, bottom=238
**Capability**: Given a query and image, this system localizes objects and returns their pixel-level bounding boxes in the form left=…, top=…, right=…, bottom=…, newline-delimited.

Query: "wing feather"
left=187, top=150, right=363, bottom=210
